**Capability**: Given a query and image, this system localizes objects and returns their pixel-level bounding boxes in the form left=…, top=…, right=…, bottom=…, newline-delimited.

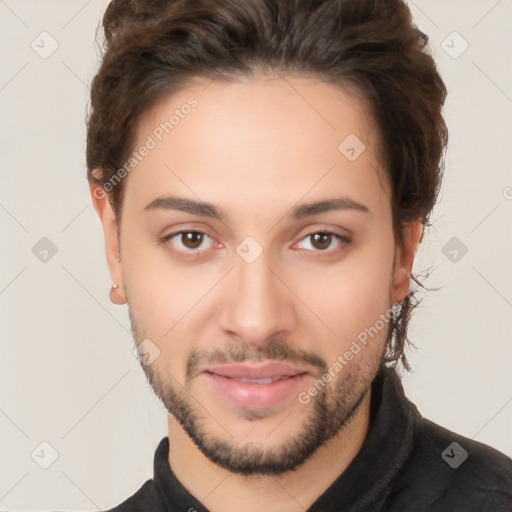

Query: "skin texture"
left=90, top=73, right=422, bottom=511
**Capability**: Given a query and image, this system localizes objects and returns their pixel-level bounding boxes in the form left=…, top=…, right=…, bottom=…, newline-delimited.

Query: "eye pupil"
left=311, top=233, right=331, bottom=250
left=182, top=232, right=203, bottom=249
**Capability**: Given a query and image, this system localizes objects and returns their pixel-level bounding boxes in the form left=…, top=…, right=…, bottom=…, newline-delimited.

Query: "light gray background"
left=1, top=0, right=511, bottom=510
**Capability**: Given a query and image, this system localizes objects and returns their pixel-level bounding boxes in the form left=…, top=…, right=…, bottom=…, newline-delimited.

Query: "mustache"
left=186, top=339, right=327, bottom=382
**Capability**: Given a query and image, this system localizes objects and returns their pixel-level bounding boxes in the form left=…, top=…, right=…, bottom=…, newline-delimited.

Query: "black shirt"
left=105, top=366, right=512, bottom=511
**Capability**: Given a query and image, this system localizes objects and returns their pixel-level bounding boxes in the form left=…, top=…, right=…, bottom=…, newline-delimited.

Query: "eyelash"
left=160, top=229, right=351, bottom=258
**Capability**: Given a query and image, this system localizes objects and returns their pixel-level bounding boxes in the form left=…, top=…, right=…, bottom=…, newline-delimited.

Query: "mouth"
left=201, top=362, right=310, bottom=410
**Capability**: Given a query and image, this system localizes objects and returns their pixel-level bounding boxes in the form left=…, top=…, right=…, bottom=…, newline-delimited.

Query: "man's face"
left=98, top=74, right=417, bottom=475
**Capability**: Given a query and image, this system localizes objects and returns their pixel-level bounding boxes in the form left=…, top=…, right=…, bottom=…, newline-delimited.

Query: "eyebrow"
left=144, top=195, right=370, bottom=220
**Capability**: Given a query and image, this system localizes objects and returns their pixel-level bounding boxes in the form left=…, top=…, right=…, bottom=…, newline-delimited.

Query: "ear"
left=391, top=220, right=423, bottom=304
left=89, top=179, right=126, bottom=305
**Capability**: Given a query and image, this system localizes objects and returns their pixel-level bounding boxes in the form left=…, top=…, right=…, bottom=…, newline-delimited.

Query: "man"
left=87, top=0, right=512, bottom=510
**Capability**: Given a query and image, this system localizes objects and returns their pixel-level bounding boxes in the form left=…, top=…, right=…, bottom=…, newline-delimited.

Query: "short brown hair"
left=86, top=0, right=448, bottom=368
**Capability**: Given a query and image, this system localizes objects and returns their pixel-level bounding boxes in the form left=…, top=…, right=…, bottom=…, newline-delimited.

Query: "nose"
left=217, top=251, right=297, bottom=348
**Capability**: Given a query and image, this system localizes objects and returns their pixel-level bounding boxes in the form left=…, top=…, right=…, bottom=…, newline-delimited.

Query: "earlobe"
left=88, top=179, right=126, bottom=305
left=109, top=283, right=126, bottom=305
left=392, top=220, right=423, bottom=304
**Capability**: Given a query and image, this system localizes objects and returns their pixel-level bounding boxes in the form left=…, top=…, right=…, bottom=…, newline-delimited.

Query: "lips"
left=204, top=362, right=306, bottom=380
left=202, top=362, right=309, bottom=410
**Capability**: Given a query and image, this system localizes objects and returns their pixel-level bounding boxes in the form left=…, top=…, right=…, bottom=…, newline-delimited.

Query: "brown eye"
left=161, top=230, right=216, bottom=257
left=310, top=232, right=332, bottom=250
left=160, top=231, right=214, bottom=256
left=181, top=231, right=204, bottom=249
left=294, top=231, right=350, bottom=254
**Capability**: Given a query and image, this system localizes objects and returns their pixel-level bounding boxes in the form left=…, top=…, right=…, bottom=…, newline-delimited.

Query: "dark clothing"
left=106, top=367, right=512, bottom=511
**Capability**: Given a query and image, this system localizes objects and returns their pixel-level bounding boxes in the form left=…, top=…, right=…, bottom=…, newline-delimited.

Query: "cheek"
left=123, top=267, right=197, bottom=382
left=293, top=231, right=395, bottom=348
left=345, top=244, right=394, bottom=309
left=120, top=234, right=207, bottom=361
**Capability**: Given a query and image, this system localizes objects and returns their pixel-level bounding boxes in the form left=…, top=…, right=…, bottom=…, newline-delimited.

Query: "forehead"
left=125, top=74, right=390, bottom=218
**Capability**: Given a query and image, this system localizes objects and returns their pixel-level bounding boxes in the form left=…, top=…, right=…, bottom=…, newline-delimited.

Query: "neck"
left=167, top=390, right=372, bottom=512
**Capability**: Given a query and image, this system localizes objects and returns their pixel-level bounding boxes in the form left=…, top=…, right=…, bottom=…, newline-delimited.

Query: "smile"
left=201, top=362, right=310, bottom=410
